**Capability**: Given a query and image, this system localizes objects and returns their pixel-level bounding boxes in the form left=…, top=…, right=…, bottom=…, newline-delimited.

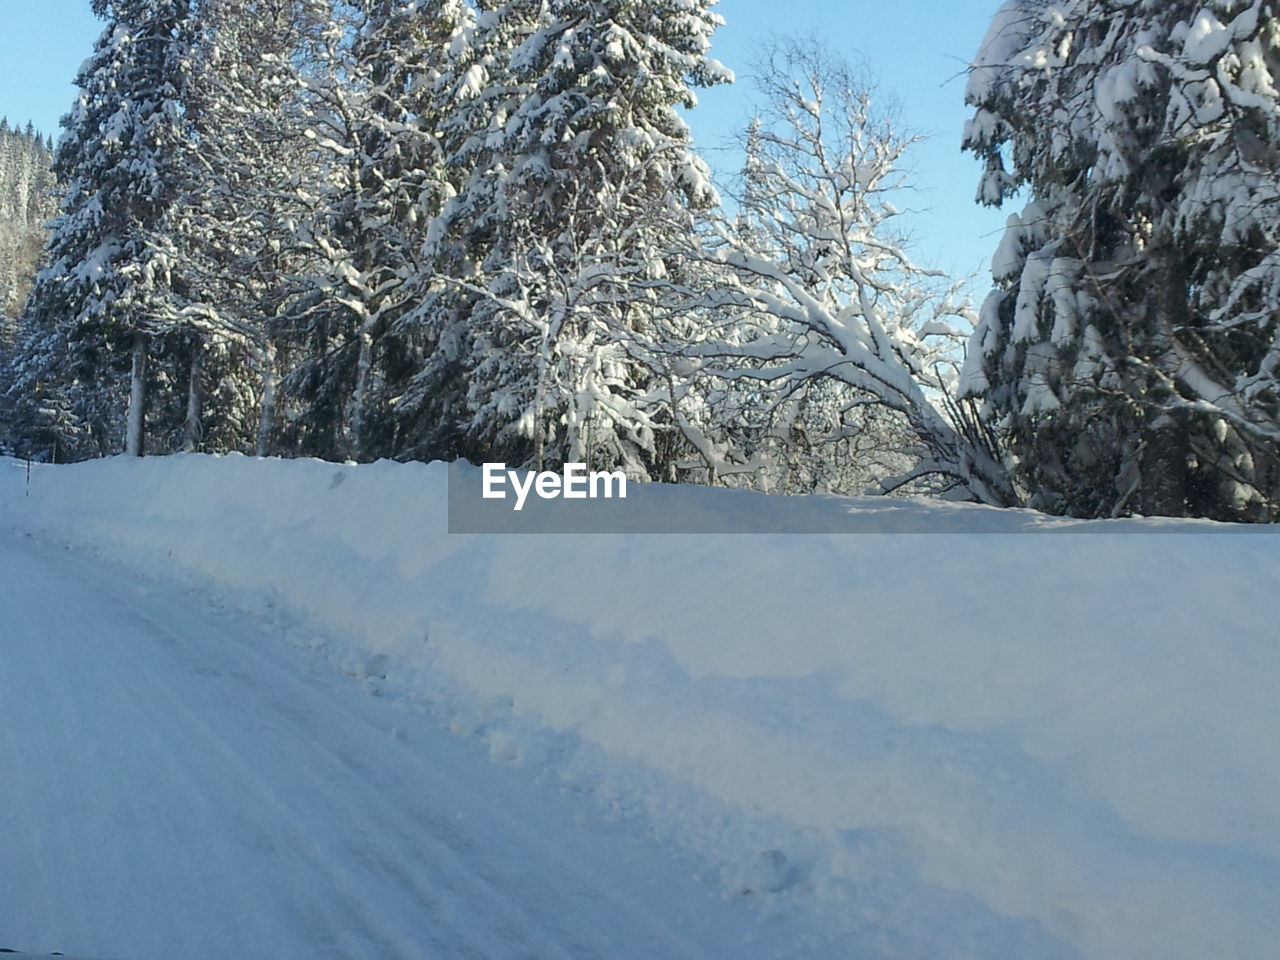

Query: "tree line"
left=1, top=0, right=1277, bottom=521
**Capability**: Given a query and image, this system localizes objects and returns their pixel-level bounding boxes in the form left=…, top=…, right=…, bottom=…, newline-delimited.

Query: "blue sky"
left=0, top=0, right=1008, bottom=281
left=693, top=0, right=1009, bottom=281
left=0, top=0, right=102, bottom=138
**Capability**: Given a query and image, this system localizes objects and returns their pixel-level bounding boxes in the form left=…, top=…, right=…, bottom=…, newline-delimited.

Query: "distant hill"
left=0, top=119, right=56, bottom=324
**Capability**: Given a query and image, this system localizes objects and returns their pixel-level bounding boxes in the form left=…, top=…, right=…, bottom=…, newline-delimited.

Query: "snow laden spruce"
left=962, top=0, right=1280, bottom=521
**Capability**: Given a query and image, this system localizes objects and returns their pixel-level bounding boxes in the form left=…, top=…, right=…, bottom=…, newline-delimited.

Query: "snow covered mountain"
left=0, top=121, right=53, bottom=321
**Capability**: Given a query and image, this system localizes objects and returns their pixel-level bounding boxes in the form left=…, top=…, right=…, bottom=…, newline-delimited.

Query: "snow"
left=457, top=63, right=486, bottom=100
left=0, top=523, right=773, bottom=960
left=3, top=455, right=1280, bottom=960
left=965, top=1, right=1038, bottom=104
left=989, top=212, right=1027, bottom=281
left=1181, top=10, right=1232, bottom=65
left=1019, top=378, right=1062, bottom=414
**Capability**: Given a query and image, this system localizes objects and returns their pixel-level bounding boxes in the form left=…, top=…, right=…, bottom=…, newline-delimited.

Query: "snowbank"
left=4, top=454, right=1279, bottom=960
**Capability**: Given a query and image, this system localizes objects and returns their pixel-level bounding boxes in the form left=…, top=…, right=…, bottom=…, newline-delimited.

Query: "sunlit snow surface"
left=3, top=455, right=1278, bottom=960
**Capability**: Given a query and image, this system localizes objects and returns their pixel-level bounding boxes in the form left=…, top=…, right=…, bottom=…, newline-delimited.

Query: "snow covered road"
left=0, top=532, right=794, bottom=960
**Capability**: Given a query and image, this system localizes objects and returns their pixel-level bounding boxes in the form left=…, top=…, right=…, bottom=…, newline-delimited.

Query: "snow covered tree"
left=281, top=0, right=460, bottom=461
left=15, top=0, right=195, bottom=458
left=156, top=0, right=333, bottom=455
left=411, top=0, right=732, bottom=476
left=663, top=41, right=1011, bottom=503
left=962, top=0, right=1280, bottom=520
left=389, top=0, right=517, bottom=462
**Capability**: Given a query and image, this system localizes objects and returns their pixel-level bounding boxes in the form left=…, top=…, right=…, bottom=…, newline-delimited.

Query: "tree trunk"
left=1139, top=410, right=1188, bottom=517
left=351, top=324, right=372, bottom=461
left=1139, top=250, right=1190, bottom=517
left=183, top=342, right=204, bottom=453
left=126, top=331, right=147, bottom=457
left=257, top=339, right=276, bottom=458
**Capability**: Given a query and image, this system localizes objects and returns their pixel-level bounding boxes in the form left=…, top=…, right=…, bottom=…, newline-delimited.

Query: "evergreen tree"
left=157, top=0, right=332, bottom=455
left=2, top=0, right=738, bottom=480
left=416, top=0, right=731, bottom=476
left=284, top=0, right=458, bottom=461
left=963, top=0, right=1280, bottom=520
left=15, top=0, right=195, bottom=458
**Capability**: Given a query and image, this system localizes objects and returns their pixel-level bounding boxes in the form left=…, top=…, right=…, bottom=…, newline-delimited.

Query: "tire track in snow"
left=93, top=590, right=698, bottom=960
left=0, top=532, right=744, bottom=960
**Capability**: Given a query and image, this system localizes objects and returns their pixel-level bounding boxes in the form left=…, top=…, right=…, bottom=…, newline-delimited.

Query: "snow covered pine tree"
left=152, top=0, right=332, bottom=456
left=16, top=0, right=194, bottom=459
left=963, top=0, right=1280, bottom=520
left=413, top=0, right=731, bottom=478
left=285, top=0, right=460, bottom=462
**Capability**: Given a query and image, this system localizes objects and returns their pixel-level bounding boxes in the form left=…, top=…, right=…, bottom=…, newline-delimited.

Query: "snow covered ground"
left=3, top=454, right=1278, bottom=960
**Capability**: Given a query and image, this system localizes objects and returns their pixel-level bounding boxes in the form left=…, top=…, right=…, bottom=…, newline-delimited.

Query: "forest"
left=1, top=0, right=1278, bottom=521
left=0, top=121, right=55, bottom=322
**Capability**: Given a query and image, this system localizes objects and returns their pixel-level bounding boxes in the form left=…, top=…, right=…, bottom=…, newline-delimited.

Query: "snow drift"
left=3, top=454, right=1278, bottom=960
